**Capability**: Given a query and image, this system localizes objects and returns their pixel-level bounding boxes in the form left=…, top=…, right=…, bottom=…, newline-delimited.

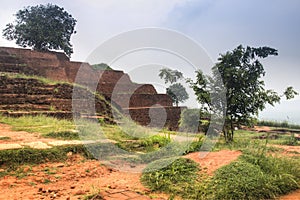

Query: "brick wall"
left=0, top=46, right=184, bottom=130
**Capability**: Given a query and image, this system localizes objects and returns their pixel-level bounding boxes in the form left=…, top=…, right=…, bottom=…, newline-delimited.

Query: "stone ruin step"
left=0, top=110, right=74, bottom=119
left=0, top=104, right=51, bottom=111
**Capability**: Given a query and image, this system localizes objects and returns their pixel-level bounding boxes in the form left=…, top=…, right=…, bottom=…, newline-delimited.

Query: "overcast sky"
left=1, top=0, right=300, bottom=123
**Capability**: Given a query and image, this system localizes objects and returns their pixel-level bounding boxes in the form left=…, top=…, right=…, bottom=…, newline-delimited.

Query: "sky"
left=1, top=0, right=300, bottom=123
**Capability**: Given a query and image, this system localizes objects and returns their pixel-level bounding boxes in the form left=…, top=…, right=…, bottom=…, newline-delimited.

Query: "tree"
left=159, top=68, right=189, bottom=106
left=159, top=68, right=183, bottom=84
left=189, top=45, right=298, bottom=142
left=3, top=4, right=77, bottom=57
left=167, top=83, right=189, bottom=107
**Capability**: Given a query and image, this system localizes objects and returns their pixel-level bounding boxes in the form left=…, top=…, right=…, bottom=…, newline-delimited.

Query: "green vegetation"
left=166, top=83, right=189, bottom=107
left=0, top=136, right=10, bottom=140
left=141, top=158, right=203, bottom=199
left=141, top=152, right=300, bottom=200
left=0, top=145, right=93, bottom=172
left=257, top=120, right=300, bottom=129
left=1, top=114, right=299, bottom=199
left=209, top=154, right=300, bottom=200
left=92, top=63, right=113, bottom=70
left=43, top=131, right=79, bottom=140
left=189, top=45, right=298, bottom=142
left=0, top=115, right=75, bottom=137
left=0, top=72, right=69, bottom=85
left=117, top=135, right=171, bottom=153
left=3, top=3, right=77, bottom=56
left=179, top=108, right=210, bottom=133
left=159, top=67, right=189, bottom=106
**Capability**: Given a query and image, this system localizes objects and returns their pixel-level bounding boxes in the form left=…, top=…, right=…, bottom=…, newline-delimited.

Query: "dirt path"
left=0, top=123, right=107, bottom=150
left=185, top=150, right=242, bottom=175
left=1, top=123, right=299, bottom=199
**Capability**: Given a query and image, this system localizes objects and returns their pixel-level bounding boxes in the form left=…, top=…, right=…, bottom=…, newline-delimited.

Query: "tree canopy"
left=167, top=83, right=189, bottom=107
left=2, top=4, right=77, bottom=57
left=159, top=68, right=183, bottom=84
left=189, top=45, right=298, bottom=142
left=159, top=68, right=189, bottom=106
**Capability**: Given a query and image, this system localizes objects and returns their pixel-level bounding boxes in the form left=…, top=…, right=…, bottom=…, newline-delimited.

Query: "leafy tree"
left=159, top=68, right=183, bottom=84
left=3, top=4, right=77, bottom=57
left=159, top=68, right=189, bottom=106
left=167, top=83, right=189, bottom=107
left=189, top=45, right=298, bottom=142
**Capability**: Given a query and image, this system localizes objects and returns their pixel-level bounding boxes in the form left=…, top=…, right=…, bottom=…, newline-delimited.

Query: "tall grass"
left=141, top=152, right=300, bottom=200
left=0, top=115, right=75, bottom=135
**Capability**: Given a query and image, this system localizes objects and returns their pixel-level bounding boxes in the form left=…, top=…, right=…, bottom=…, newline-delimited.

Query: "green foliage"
left=158, top=67, right=188, bottom=106
left=43, top=131, right=79, bottom=140
left=92, top=63, right=113, bottom=70
left=0, top=136, right=10, bottom=140
left=209, top=153, right=300, bottom=200
left=3, top=4, right=77, bottom=56
left=2, top=72, right=69, bottom=85
left=116, top=135, right=171, bottom=153
left=166, top=83, right=189, bottom=106
left=281, top=133, right=299, bottom=146
left=141, top=135, right=171, bottom=149
left=284, top=86, right=299, bottom=100
left=210, top=161, right=277, bottom=199
left=179, top=108, right=209, bottom=133
left=0, top=145, right=93, bottom=170
left=0, top=115, right=75, bottom=135
left=141, top=152, right=300, bottom=200
left=158, top=68, right=183, bottom=84
left=141, top=158, right=200, bottom=195
left=189, top=45, right=298, bottom=142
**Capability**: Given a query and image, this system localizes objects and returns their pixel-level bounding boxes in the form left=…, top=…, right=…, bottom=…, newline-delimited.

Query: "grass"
left=1, top=114, right=299, bottom=199
left=1, top=72, right=69, bottom=85
left=91, top=63, right=113, bottom=71
left=43, top=131, right=80, bottom=140
left=0, top=115, right=76, bottom=138
left=213, top=129, right=299, bottom=152
left=0, top=144, right=93, bottom=172
left=0, top=136, right=10, bottom=140
left=208, top=153, right=300, bottom=200
left=141, top=151, right=300, bottom=200
left=141, top=158, right=203, bottom=199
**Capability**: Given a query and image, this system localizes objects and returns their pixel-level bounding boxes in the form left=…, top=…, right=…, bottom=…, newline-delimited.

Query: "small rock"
left=23, top=167, right=30, bottom=172
left=70, top=185, right=76, bottom=189
left=108, top=184, right=117, bottom=189
left=74, top=190, right=85, bottom=195
left=56, top=163, right=65, bottom=168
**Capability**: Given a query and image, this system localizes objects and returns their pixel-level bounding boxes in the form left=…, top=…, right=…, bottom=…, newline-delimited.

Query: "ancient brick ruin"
left=0, top=47, right=184, bottom=130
